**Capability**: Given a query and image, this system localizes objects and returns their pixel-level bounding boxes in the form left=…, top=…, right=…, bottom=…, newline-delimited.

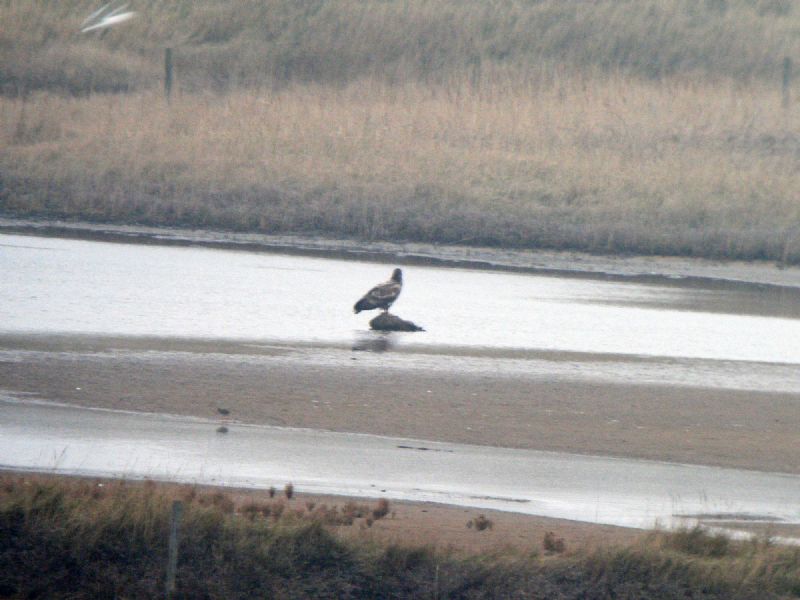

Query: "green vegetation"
left=2, top=1, right=800, bottom=262
left=2, top=475, right=800, bottom=598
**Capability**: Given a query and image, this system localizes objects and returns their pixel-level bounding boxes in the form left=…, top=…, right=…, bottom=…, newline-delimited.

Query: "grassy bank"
left=2, top=1, right=799, bottom=262
left=3, top=79, right=799, bottom=262
left=2, top=474, right=799, bottom=598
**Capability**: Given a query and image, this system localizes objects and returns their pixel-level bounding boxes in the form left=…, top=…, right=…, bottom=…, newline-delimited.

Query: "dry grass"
left=543, top=530, right=567, bottom=554
left=2, top=76, right=799, bottom=261
left=2, top=474, right=800, bottom=598
left=2, top=0, right=799, bottom=95
left=467, top=514, right=495, bottom=532
left=2, top=0, right=800, bottom=262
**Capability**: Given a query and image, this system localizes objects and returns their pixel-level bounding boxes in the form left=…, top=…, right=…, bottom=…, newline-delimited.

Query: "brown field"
left=2, top=0, right=800, bottom=262
left=3, top=77, right=800, bottom=261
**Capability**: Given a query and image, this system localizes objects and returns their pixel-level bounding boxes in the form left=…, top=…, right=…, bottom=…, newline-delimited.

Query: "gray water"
left=3, top=397, right=799, bottom=534
left=2, top=233, right=800, bottom=392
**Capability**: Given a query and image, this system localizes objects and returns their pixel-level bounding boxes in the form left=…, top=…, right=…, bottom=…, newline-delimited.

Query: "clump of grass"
left=269, top=501, right=285, bottom=521
left=662, top=525, right=732, bottom=558
left=342, top=501, right=369, bottom=521
left=543, top=531, right=566, bottom=554
left=467, top=514, right=494, bottom=531
left=196, top=490, right=235, bottom=514
left=310, top=504, right=354, bottom=526
left=372, top=498, right=390, bottom=520
left=240, top=501, right=271, bottom=521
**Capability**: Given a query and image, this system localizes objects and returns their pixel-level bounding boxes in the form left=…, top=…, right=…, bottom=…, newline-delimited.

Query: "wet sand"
left=2, top=333, right=799, bottom=475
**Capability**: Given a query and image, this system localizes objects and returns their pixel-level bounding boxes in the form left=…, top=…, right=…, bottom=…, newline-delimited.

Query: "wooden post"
left=166, top=500, right=183, bottom=599
left=164, top=47, right=173, bottom=102
left=782, top=56, right=792, bottom=109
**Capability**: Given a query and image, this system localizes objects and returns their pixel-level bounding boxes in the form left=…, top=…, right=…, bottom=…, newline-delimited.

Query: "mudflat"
left=2, top=333, right=798, bottom=475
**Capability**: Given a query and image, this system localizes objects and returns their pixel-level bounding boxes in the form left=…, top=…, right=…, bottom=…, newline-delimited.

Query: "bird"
left=81, top=2, right=137, bottom=33
left=217, top=407, right=230, bottom=416
left=354, top=268, right=403, bottom=314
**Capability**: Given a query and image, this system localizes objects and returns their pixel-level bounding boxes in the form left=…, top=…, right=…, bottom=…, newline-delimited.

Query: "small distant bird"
left=354, top=268, right=403, bottom=314
left=81, top=1, right=137, bottom=33
left=217, top=407, right=230, bottom=416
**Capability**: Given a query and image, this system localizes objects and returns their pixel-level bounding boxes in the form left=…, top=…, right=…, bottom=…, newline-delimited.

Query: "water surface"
left=3, top=233, right=799, bottom=361
left=3, top=398, right=799, bottom=535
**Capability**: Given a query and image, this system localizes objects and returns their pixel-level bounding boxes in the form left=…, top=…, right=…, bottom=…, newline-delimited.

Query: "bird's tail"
left=354, top=298, right=369, bottom=313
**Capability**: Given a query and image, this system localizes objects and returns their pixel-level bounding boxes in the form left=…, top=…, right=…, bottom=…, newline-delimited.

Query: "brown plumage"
left=354, top=268, right=403, bottom=314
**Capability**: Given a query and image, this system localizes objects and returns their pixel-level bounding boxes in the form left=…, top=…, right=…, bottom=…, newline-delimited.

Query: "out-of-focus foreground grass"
left=2, top=474, right=799, bottom=598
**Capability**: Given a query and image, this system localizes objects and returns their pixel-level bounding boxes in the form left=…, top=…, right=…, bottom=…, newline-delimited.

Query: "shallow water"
left=2, top=398, right=798, bottom=535
left=2, top=233, right=800, bottom=392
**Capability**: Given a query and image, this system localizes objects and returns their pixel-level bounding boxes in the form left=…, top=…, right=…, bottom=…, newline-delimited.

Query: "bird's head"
left=391, top=268, right=403, bottom=283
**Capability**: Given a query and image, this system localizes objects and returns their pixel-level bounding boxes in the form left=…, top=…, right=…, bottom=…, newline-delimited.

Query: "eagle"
left=354, top=268, right=403, bottom=314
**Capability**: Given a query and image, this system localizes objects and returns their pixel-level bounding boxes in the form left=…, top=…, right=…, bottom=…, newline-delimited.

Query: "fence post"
left=165, top=47, right=174, bottom=102
left=782, top=56, right=792, bottom=109
left=166, top=500, right=183, bottom=599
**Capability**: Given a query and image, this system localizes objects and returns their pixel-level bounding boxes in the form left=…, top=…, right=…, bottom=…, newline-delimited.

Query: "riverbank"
left=0, top=471, right=641, bottom=556
left=3, top=76, right=799, bottom=265
left=0, top=474, right=798, bottom=598
left=2, top=472, right=798, bottom=599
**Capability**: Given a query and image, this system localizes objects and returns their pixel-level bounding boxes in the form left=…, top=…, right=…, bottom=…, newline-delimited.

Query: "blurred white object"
left=81, top=1, right=136, bottom=33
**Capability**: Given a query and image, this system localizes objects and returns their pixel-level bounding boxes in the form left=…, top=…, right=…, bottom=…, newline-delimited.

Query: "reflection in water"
left=352, top=331, right=395, bottom=353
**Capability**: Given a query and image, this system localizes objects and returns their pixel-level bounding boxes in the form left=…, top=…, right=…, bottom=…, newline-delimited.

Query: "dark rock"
left=369, top=313, right=424, bottom=332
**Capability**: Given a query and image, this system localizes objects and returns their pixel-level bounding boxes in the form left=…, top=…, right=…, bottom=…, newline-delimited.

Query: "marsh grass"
left=543, top=530, right=567, bottom=554
left=2, top=76, right=799, bottom=262
left=2, top=0, right=799, bottom=95
left=372, top=498, right=390, bottom=520
left=467, top=514, right=495, bottom=532
left=2, top=0, right=800, bottom=262
left=1, top=475, right=799, bottom=598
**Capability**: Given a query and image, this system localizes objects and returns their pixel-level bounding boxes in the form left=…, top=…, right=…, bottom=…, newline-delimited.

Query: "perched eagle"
left=354, top=268, right=403, bottom=314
